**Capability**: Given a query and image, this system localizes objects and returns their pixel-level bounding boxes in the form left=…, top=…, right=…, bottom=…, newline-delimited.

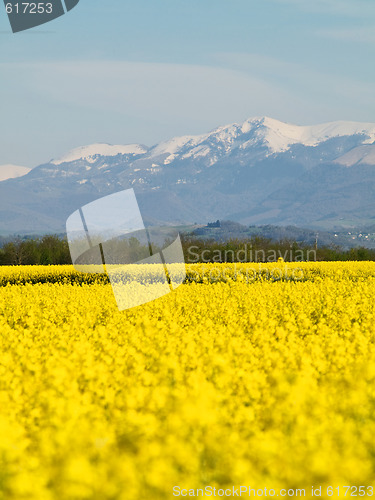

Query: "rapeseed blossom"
left=0, top=263, right=375, bottom=499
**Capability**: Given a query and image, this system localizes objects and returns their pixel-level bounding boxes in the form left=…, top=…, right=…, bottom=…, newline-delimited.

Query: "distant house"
left=207, top=220, right=221, bottom=228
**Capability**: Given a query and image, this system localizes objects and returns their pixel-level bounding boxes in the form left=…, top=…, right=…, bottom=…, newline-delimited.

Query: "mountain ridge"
left=49, top=116, right=375, bottom=166
left=1, top=116, right=375, bottom=235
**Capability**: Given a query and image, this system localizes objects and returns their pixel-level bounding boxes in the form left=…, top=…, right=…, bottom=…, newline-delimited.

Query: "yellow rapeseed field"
left=1, top=262, right=375, bottom=499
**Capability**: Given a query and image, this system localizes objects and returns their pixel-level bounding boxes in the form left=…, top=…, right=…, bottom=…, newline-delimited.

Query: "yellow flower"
left=0, top=262, right=375, bottom=498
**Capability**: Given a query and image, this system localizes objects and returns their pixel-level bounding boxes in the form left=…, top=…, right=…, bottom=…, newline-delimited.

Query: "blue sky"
left=1, top=0, right=375, bottom=167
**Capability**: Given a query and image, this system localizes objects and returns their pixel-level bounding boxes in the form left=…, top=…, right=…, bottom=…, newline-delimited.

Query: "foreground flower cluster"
left=1, top=263, right=375, bottom=499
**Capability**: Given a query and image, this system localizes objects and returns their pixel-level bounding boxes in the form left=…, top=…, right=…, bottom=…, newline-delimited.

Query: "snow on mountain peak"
left=136, top=117, right=375, bottom=165
left=49, top=118, right=375, bottom=169
left=150, top=134, right=209, bottom=157
left=52, top=143, right=148, bottom=165
left=239, top=117, right=375, bottom=154
left=0, top=164, right=31, bottom=182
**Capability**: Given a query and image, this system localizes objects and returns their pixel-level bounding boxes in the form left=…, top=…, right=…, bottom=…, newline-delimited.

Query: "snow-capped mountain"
left=52, top=143, right=148, bottom=166
left=0, top=164, right=31, bottom=182
left=147, top=117, right=375, bottom=161
left=1, top=116, right=375, bottom=234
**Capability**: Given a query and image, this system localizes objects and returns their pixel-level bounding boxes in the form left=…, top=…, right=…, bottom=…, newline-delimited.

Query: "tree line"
left=180, top=236, right=375, bottom=263
left=0, top=234, right=375, bottom=266
left=0, top=235, right=71, bottom=265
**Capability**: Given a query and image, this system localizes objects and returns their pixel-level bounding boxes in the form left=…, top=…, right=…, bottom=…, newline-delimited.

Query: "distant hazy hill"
left=1, top=116, right=375, bottom=234
left=188, top=221, right=375, bottom=250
